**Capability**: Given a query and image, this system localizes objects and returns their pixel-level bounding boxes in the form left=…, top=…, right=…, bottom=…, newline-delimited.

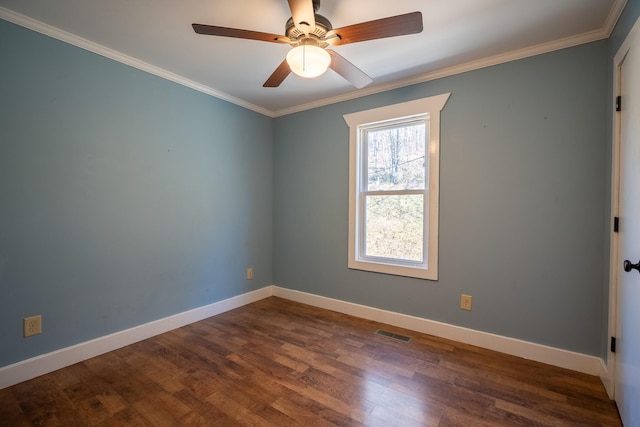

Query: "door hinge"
left=611, top=336, right=617, bottom=353
left=614, top=216, right=619, bottom=233
left=616, top=96, right=622, bottom=112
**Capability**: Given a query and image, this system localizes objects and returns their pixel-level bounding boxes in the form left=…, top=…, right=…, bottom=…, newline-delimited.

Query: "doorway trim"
left=605, top=15, right=640, bottom=400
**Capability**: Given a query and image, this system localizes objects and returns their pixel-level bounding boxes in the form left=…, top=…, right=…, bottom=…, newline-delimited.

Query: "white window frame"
left=344, top=93, right=450, bottom=280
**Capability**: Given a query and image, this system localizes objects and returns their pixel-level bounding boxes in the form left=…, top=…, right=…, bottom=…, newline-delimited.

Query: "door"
left=615, top=18, right=640, bottom=427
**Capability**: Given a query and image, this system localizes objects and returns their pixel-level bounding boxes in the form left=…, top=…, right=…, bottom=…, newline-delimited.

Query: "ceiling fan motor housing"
left=285, top=14, right=332, bottom=47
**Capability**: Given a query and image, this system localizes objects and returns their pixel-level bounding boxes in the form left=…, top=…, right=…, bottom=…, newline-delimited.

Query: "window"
left=344, top=94, right=450, bottom=280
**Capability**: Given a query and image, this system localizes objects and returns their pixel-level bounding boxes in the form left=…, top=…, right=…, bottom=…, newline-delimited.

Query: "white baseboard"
left=1, top=284, right=606, bottom=391
left=0, top=286, right=272, bottom=390
left=272, top=287, right=604, bottom=376
left=600, top=357, right=615, bottom=399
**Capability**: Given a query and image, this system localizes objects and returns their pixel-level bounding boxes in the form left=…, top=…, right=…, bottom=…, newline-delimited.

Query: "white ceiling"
left=0, top=0, right=626, bottom=116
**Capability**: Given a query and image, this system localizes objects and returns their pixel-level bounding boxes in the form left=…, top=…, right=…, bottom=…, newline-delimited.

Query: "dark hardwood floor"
left=0, top=297, right=622, bottom=426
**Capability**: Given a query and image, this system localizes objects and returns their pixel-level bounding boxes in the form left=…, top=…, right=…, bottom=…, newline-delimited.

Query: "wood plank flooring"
left=0, top=297, right=622, bottom=426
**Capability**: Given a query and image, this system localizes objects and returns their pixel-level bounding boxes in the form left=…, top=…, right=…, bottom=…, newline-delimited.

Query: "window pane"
left=366, top=123, right=426, bottom=191
left=364, top=194, right=423, bottom=262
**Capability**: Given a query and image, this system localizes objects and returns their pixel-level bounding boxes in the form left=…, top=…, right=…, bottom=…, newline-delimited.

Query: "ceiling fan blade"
left=327, top=50, right=372, bottom=89
left=287, top=0, right=316, bottom=33
left=326, top=11, right=423, bottom=46
left=192, top=24, right=289, bottom=44
left=263, top=59, right=291, bottom=87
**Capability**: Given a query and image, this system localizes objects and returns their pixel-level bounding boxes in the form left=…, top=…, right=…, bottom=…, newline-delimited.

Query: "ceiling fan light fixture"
left=286, top=44, right=331, bottom=78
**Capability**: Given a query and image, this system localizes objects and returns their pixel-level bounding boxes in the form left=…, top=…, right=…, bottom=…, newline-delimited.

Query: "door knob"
left=623, top=259, right=640, bottom=273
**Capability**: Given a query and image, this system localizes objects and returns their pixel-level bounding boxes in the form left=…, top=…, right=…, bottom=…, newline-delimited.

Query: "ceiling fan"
left=192, top=0, right=423, bottom=88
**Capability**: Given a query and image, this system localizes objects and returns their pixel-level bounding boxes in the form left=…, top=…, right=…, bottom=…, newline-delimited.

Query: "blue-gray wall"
left=274, top=41, right=609, bottom=356
left=4, top=1, right=636, bottom=368
left=0, top=20, right=273, bottom=367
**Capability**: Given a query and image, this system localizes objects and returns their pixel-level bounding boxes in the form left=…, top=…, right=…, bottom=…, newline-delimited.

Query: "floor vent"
left=375, top=329, right=412, bottom=343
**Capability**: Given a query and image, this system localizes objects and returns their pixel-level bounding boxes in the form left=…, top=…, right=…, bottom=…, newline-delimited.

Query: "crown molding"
left=604, top=0, right=628, bottom=36
left=0, top=7, right=275, bottom=118
left=273, top=26, right=613, bottom=117
left=2, top=0, right=627, bottom=119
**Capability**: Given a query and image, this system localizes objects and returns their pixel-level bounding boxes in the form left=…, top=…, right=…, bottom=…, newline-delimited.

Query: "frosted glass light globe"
left=286, top=45, right=331, bottom=78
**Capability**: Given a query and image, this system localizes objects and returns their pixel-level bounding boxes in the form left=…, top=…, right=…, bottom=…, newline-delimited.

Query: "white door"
left=615, top=17, right=640, bottom=427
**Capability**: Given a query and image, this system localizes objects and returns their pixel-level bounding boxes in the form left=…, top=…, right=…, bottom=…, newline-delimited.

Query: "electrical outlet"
left=24, top=315, right=42, bottom=337
left=246, top=267, right=253, bottom=280
left=460, top=294, right=472, bottom=311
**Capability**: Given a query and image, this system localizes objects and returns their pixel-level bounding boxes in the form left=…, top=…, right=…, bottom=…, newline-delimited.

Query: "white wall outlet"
left=24, top=315, right=42, bottom=337
left=246, top=267, right=253, bottom=280
left=460, top=294, right=472, bottom=311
